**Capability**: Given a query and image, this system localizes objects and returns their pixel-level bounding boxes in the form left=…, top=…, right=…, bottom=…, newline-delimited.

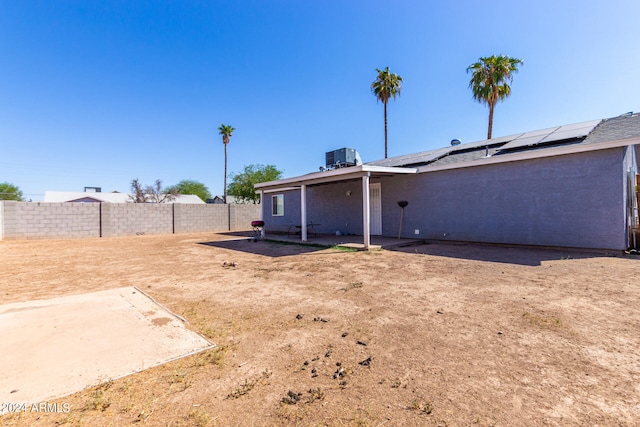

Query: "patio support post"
left=362, top=173, right=370, bottom=250
left=259, top=190, right=265, bottom=238
left=301, top=184, right=307, bottom=242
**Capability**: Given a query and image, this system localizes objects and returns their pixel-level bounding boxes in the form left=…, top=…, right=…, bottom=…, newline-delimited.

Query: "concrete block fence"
left=0, top=201, right=260, bottom=240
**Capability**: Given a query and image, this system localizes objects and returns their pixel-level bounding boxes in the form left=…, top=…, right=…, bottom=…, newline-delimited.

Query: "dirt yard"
left=1, top=233, right=638, bottom=426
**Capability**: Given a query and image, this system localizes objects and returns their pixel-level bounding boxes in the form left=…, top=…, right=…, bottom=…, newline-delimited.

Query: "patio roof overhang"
left=254, top=164, right=417, bottom=192
left=254, top=165, right=417, bottom=250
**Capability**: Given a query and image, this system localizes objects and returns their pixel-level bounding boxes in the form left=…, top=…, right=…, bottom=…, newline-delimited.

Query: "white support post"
left=301, top=184, right=307, bottom=242
left=259, top=190, right=265, bottom=238
left=362, top=174, right=370, bottom=250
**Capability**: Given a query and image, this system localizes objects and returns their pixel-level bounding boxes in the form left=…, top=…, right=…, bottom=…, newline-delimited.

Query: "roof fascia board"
left=362, top=165, right=417, bottom=174
left=256, top=172, right=369, bottom=191
left=418, top=136, right=640, bottom=173
left=259, top=186, right=302, bottom=194
left=255, top=165, right=416, bottom=190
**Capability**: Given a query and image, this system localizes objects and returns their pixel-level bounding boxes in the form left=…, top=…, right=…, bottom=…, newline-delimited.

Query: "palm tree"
left=218, top=124, right=235, bottom=204
left=371, top=67, right=403, bottom=158
left=467, top=55, right=523, bottom=139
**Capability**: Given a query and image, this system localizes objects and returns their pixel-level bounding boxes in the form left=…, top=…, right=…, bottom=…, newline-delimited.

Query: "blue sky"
left=1, top=0, right=639, bottom=201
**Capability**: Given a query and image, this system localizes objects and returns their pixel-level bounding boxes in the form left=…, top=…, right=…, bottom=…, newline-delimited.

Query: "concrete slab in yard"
left=0, top=287, right=214, bottom=410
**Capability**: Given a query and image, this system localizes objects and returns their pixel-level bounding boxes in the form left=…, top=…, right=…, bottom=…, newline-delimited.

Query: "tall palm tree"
left=371, top=67, right=403, bottom=159
left=467, top=55, right=523, bottom=139
left=218, top=124, right=235, bottom=204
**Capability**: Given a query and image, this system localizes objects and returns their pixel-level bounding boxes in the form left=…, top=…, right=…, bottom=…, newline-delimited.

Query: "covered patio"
left=263, top=232, right=424, bottom=250
left=254, top=164, right=417, bottom=250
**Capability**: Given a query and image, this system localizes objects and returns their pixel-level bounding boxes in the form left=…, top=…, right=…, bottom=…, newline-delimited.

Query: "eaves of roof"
left=254, top=164, right=417, bottom=191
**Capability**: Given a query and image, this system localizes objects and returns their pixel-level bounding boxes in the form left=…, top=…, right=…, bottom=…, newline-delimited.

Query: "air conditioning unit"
left=325, top=148, right=362, bottom=169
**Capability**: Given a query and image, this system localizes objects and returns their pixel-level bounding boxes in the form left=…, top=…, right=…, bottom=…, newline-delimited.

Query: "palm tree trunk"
left=384, top=101, right=388, bottom=159
left=223, top=143, right=227, bottom=204
left=487, top=102, right=495, bottom=140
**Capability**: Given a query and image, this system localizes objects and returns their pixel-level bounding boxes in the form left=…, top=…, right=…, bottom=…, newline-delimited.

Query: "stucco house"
left=255, top=113, right=640, bottom=251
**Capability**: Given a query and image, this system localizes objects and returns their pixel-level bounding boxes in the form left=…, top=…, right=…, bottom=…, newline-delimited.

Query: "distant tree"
left=165, top=180, right=212, bottom=202
left=0, top=182, right=24, bottom=201
left=128, top=179, right=177, bottom=203
left=371, top=67, right=403, bottom=159
left=228, top=164, right=283, bottom=204
left=218, top=124, right=235, bottom=204
left=129, top=179, right=147, bottom=203
left=467, top=55, right=523, bottom=139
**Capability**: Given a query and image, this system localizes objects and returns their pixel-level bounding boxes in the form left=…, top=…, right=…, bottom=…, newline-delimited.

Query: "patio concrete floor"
left=262, top=232, right=425, bottom=250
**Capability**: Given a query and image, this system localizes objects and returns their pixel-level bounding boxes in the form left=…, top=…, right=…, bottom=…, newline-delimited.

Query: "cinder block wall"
left=0, top=201, right=261, bottom=240
left=230, top=204, right=261, bottom=231
left=0, top=201, right=100, bottom=239
left=174, top=204, right=229, bottom=233
left=101, top=203, right=173, bottom=237
left=0, top=201, right=4, bottom=240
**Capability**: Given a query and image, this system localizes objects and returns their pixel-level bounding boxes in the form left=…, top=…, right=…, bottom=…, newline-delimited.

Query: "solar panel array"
left=367, top=146, right=452, bottom=167
left=498, top=120, right=601, bottom=151
left=366, top=119, right=603, bottom=168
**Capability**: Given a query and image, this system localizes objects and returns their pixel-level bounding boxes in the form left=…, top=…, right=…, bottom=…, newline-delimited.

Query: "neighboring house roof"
left=208, top=195, right=245, bottom=204
left=44, top=192, right=205, bottom=204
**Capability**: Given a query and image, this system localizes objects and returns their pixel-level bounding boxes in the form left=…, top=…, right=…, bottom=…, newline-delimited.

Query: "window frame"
left=271, top=194, right=284, bottom=216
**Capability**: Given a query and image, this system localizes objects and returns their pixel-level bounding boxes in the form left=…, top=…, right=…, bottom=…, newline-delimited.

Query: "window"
left=272, top=194, right=284, bottom=216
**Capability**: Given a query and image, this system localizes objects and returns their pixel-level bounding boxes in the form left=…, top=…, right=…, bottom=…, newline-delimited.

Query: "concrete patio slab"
left=0, top=287, right=214, bottom=410
left=264, top=232, right=424, bottom=250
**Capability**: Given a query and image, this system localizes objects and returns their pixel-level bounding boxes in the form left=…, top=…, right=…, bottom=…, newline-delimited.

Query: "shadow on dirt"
left=391, top=241, right=625, bottom=266
left=198, top=238, right=335, bottom=258
left=201, top=232, right=633, bottom=265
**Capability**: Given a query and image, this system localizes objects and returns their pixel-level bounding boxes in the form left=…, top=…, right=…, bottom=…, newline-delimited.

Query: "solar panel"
left=498, top=120, right=601, bottom=151
left=538, top=119, right=601, bottom=144
left=498, top=126, right=561, bottom=151
left=367, top=146, right=452, bottom=167
left=367, top=119, right=603, bottom=167
left=450, top=133, right=524, bottom=151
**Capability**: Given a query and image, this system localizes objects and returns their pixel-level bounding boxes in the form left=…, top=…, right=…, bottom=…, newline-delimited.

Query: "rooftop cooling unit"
left=325, top=148, right=362, bottom=169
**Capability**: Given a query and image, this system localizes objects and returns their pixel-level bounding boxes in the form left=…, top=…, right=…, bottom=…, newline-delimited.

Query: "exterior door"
left=369, top=182, right=382, bottom=235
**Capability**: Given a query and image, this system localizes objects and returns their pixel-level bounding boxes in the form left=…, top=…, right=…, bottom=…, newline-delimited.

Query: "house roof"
left=582, top=113, right=640, bottom=145
left=255, top=113, right=640, bottom=191
left=44, top=191, right=205, bottom=204
left=368, top=114, right=640, bottom=170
